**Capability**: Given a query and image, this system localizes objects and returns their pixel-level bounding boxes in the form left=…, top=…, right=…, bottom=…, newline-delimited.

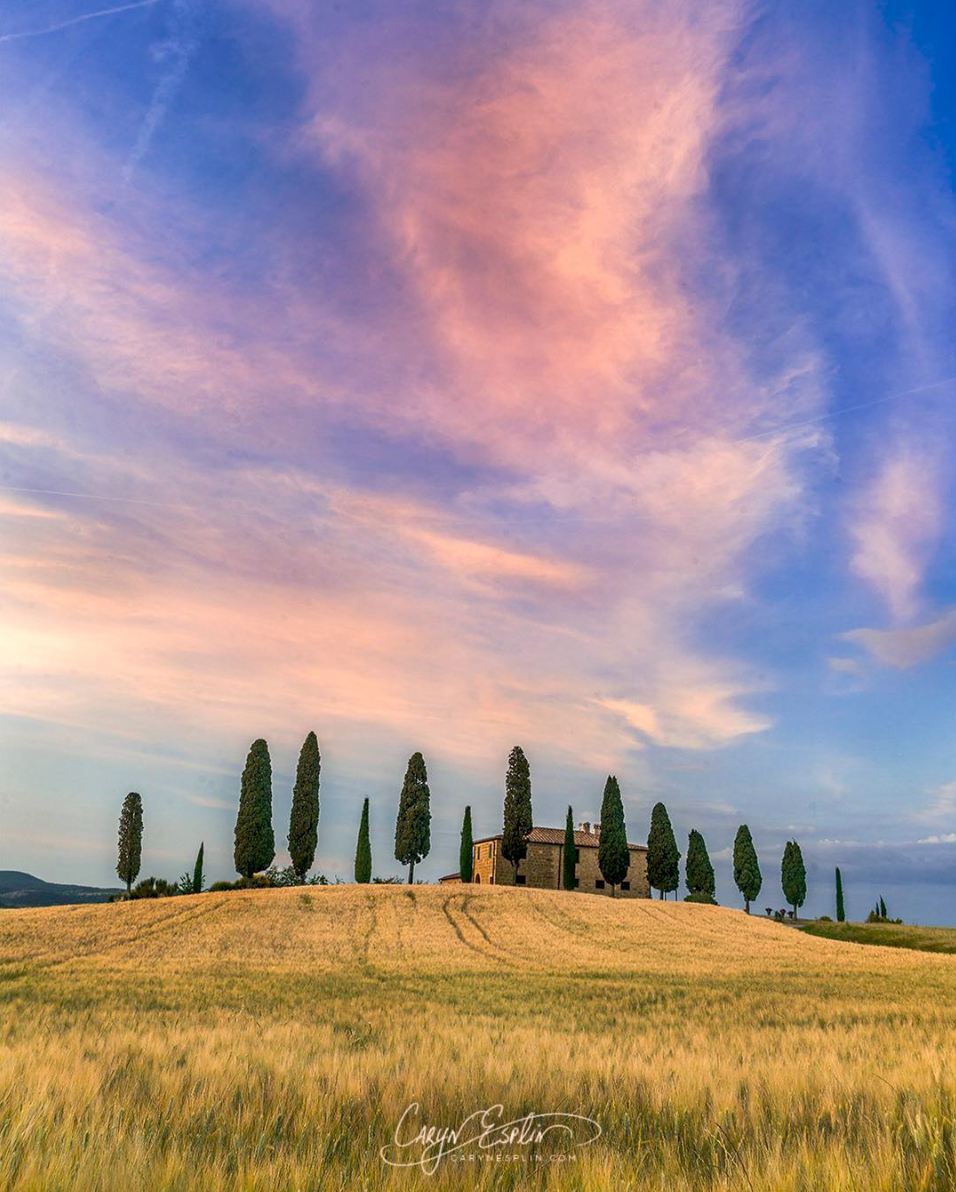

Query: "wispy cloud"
left=0, top=0, right=162, bottom=45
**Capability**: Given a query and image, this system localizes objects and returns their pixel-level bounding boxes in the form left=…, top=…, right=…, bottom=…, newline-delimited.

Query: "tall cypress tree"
left=459, top=806, right=474, bottom=883
left=394, top=752, right=431, bottom=883
left=288, top=731, right=321, bottom=882
left=234, top=738, right=275, bottom=879
left=192, top=842, right=204, bottom=894
left=781, top=840, right=807, bottom=918
left=116, top=791, right=143, bottom=894
left=562, top=806, right=576, bottom=891
left=835, top=867, right=845, bottom=922
left=685, top=829, right=716, bottom=902
left=647, top=802, right=680, bottom=899
left=355, top=797, right=372, bottom=884
left=598, top=776, right=629, bottom=896
left=733, top=824, right=762, bottom=914
left=879, top=895, right=887, bottom=920
left=501, top=745, right=533, bottom=882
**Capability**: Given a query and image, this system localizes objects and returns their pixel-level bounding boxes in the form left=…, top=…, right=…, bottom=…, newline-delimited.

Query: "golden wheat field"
left=0, top=884, right=953, bottom=1191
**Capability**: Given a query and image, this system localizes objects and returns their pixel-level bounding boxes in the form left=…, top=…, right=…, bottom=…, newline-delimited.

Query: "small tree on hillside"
left=234, top=739, right=275, bottom=880
left=355, top=797, right=372, bottom=884
left=879, top=895, right=887, bottom=920
left=289, top=731, right=321, bottom=882
left=501, top=745, right=533, bottom=882
left=647, top=802, right=680, bottom=900
left=733, top=824, right=762, bottom=913
left=116, top=791, right=144, bottom=894
left=835, top=866, right=845, bottom=922
left=685, top=829, right=716, bottom=903
left=192, top=842, right=204, bottom=894
left=598, top=776, right=629, bottom=896
left=781, top=840, right=807, bottom=918
left=394, top=752, right=431, bottom=883
left=562, top=806, right=576, bottom=891
left=459, top=806, right=474, bottom=883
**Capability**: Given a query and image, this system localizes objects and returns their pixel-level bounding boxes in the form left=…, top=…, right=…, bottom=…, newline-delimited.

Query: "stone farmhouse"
left=440, top=821, right=650, bottom=897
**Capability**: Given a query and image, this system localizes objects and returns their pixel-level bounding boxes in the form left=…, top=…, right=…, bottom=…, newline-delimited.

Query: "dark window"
left=595, top=879, right=605, bottom=889
left=573, top=878, right=580, bottom=888
left=574, top=848, right=580, bottom=862
left=621, top=881, right=630, bottom=891
left=515, top=874, right=527, bottom=885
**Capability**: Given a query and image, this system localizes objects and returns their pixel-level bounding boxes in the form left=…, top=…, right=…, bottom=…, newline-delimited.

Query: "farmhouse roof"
left=473, top=826, right=647, bottom=850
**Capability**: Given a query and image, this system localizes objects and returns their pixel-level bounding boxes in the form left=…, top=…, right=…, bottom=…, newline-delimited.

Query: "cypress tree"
left=394, top=752, right=431, bottom=883
left=289, top=731, right=321, bottom=882
left=459, top=806, right=474, bottom=883
left=562, top=806, right=576, bottom=891
left=685, top=829, right=716, bottom=902
left=781, top=840, right=807, bottom=918
left=355, top=797, right=372, bottom=884
left=733, top=824, right=762, bottom=913
left=501, top=745, right=533, bottom=882
left=116, top=791, right=144, bottom=894
left=835, top=867, right=845, bottom=922
left=647, top=802, right=680, bottom=899
left=598, top=776, right=629, bottom=896
left=879, top=895, right=887, bottom=920
left=192, top=842, right=204, bottom=894
left=234, top=738, right=275, bottom=879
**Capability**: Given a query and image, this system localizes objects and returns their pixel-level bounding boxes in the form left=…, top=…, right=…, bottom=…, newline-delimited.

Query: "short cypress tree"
left=192, top=842, right=204, bottom=894
left=835, top=867, right=845, bottom=922
left=598, top=776, right=629, bottom=896
left=116, top=791, right=144, bottom=893
left=459, top=806, right=474, bottom=883
left=647, top=802, right=680, bottom=899
left=781, top=840, right=807, bottom=918
left=562, top=806, right=576, bottom=891
left=501, top=746, right=533, bottom=882
left=733, top=824, right=762, bottom=913
left=234, top=739, right=275, bottom=879
left=394, top=752, right=431, bottom=883
left=289, top=731, right=321, bottom=882
left=685, top=829, right=716, bottom=902
left=879, top=895, right=887, bottom=920
left=355, top=797, right=372, bottom=884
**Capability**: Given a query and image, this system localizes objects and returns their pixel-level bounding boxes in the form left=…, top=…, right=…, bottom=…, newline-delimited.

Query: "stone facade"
left=468, top=825, right=649, bottom=898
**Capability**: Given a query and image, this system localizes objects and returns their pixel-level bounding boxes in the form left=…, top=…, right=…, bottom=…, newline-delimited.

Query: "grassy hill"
left=0, top=870, right=122, bottom=908
left=0, top=884, right=953, bottom=1191
left=800, top=918, right=956, bottom=953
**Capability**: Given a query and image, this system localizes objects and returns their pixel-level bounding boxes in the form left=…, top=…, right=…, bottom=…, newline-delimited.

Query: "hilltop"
left=0, top=870, right=122, bottom=909
left=0, top=885, right=953, bottom=1192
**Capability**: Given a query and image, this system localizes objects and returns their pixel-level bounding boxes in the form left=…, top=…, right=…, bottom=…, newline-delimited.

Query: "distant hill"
left=0, top=871, right=122, bottom=908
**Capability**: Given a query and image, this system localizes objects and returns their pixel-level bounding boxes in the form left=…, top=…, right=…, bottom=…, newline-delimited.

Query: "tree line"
left=115, top=738, right=818, bottom=916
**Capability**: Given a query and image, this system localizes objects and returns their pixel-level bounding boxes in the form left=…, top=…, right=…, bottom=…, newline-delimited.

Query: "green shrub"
left=684, top=891, right=717, bottom=904
left=817, top=915, right=833, bottom=922
left=207, top=880, right=236, bottom=892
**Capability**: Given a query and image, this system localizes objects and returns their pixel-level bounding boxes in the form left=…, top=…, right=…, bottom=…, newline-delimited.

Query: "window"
left=595, top=879, right=605, bottom=889
left=573, top=878, right=580, bottom=888
left=516, top=874, right=527, bottom=885
left=621, top=881, right=630, bottom=891
left=574, top=848, right=580, bottom=862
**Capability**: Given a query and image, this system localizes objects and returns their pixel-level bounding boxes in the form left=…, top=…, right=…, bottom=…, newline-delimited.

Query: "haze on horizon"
left=0, top=0, right=953, bottom=923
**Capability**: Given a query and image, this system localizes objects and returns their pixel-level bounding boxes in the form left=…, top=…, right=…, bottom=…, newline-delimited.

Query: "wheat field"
left=0, top=884, right=953, bottom=1191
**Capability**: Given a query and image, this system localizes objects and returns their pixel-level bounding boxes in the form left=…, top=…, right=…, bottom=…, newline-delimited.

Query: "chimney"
left=594, top=822, right=601, bottom=838
left=579, top=821, right=590, bottom=835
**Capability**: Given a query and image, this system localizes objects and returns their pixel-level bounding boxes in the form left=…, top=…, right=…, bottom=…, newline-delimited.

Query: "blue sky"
left=0, top=0, right=953, bottom=922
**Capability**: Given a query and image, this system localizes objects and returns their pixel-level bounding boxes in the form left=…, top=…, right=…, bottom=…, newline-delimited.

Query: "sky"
left=0, top=0, right=953, bottom=923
